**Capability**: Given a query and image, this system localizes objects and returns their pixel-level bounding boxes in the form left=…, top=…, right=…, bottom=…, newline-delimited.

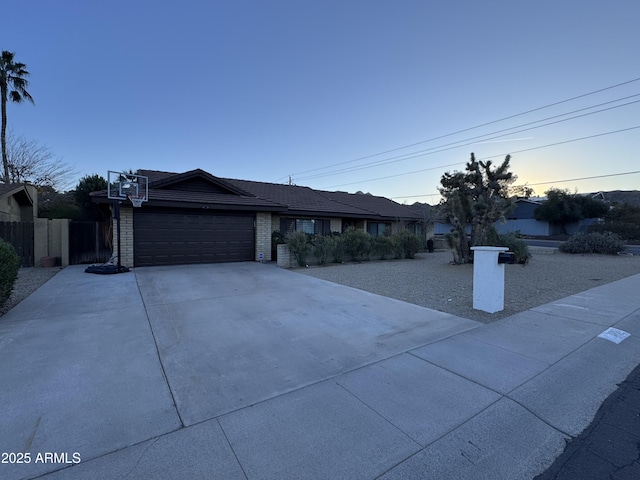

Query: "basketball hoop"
left=128, top=194, right=145, bottom=208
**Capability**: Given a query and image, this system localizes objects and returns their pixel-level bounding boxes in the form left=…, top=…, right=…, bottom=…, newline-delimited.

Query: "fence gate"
left=0, top=221, right=34, bottom=267
left=69, top=221, right=112, bottom=265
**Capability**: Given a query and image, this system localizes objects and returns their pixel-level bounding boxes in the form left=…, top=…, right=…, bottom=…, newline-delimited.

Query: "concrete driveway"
left=1, top=262, right=639, bottom=479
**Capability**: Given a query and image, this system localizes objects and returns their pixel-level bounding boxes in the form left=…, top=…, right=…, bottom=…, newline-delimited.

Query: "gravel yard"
left=295, top=250, right=640, bottom=323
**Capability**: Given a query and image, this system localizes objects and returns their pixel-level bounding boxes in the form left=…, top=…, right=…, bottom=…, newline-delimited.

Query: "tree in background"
left=1, top=51, right=34, bottom=183
left=5, top=132, right=75, bottom=190
left=534, top=188, right=608, bottom=235
left=590, top=203, right=640, bottom=241
left=37, top=186, right=79, bottom=219
left=510, top=183, right=535, bottom=199
left=74, top=174, right=110, bottom=221
left=439, top=153, right=516, bottom=264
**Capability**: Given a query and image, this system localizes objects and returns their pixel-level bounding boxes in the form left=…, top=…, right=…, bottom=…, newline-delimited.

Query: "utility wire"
left=320, top=125, right=640, bottom=189
left=295, top=96, right=640, bottom=181
left=390, top=170, right=640, bottom=200
left=277, top=76, right=640, bottom=181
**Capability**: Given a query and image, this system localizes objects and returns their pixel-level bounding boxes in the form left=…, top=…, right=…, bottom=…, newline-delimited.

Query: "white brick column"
left=255, top=212, right=272, bottom=261
left=113, top=206, right=134, bottom=267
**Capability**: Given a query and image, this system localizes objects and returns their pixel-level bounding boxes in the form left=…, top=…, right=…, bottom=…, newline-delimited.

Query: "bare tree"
left=5, top=132, right=75, bottom=190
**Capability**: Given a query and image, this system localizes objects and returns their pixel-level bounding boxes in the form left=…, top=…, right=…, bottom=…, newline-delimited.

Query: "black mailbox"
left=498, top=252, right=515, bottom=264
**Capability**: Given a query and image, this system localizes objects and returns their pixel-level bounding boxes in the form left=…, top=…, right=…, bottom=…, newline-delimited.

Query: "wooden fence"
left=69, top=221, right=112, bottom=265
left=0, top=221, right=34, bottom=267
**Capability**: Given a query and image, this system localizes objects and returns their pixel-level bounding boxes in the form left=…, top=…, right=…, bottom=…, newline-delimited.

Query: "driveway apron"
left=133, top=262, right=479, bottom=425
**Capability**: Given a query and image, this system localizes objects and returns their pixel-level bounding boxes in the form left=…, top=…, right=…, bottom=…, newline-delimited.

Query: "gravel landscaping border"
left=295, top=250, right=640, bottom=323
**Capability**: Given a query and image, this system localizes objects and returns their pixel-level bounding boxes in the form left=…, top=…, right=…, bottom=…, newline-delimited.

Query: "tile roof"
left=96, top=169, right=421, bottom=220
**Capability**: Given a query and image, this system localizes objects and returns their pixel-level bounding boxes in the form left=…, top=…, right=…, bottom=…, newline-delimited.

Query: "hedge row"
left=284, top=228, right=423, bottom=267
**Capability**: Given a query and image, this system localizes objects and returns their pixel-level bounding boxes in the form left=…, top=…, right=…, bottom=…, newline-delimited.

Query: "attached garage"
left=134, top=207, right=255, bottom=267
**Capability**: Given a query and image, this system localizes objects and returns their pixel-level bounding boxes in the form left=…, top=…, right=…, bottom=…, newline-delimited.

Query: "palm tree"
left=1, top=50, right=34, bottom=183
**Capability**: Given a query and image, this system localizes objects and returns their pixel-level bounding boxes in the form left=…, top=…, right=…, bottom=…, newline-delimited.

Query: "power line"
left=294, top=96, right=640, bottom=182
left=390, top=169, right=640, bottom=201
left=319, top=125, right=640, bottom=189
left=277, top=76, right=640, bottom=182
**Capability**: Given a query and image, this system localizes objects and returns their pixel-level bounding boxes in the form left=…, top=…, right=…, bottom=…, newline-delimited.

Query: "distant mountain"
left=593, top=190, right=640, bottom=207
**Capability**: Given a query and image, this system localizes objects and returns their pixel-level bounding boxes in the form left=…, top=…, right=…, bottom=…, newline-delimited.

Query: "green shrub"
left=589, top=204, right=640, bottom=241
left=331, top=234, right=346, bottom=263
left=373, top=235, right=395, bottom=260
left=394, top=230, right=422, bottom=259
left=560, top=231, right=624, bottom=255
left=590, top=222, right=640, bottom=242
left=0, top=239, right=20, bottom=309
left=312, top=235, right=334, bottom=265
left=285, top=231, right=311, bottom=266
left=342, top=228, right=372, bottom=262
left=494, top=232, right=531, bottom=264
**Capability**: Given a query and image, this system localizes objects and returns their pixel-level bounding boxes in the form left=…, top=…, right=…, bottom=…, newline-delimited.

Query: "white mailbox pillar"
left=471, top=246, right=509, bottom=313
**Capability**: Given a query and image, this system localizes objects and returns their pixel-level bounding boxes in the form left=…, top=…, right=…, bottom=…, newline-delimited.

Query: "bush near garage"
left=560, top=231, right=624, bottom=255
left=285, top=231, right=312, bottom=267
left=0, top=239, right=20, bottom=309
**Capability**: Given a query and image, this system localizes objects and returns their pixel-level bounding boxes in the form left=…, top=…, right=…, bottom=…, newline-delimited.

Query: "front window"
left=367, top=222, right=390, bottom=237
left=296, top=219, right=320, bottom=234
left=280, top=218, right=329, bottom=235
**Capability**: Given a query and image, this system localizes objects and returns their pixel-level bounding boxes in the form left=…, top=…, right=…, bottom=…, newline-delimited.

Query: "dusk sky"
left=4, top=0, right=639, bottom=204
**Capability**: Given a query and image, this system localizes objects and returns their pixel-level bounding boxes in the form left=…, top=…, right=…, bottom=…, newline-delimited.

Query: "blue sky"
left=4, top=0, right=640, bottom=204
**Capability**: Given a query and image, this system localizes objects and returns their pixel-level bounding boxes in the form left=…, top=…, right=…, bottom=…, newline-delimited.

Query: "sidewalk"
left=535, top=360, right=640, bottom=479
left=0, top=265, right=638, bottom=479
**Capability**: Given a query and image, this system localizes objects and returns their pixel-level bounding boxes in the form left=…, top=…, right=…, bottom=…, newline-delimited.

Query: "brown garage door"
left=134, top=208, right=255, bottom=266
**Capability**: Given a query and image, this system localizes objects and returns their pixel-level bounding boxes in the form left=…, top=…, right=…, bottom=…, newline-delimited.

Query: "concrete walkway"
left=0, top=263, right=638, bottom=480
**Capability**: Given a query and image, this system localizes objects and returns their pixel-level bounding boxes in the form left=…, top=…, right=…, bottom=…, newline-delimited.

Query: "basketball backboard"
left=107, top=171, right=149, bottom=207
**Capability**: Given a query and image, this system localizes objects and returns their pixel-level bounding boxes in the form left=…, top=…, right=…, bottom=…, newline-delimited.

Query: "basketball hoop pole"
left=115, top=199, right=122, bottom=271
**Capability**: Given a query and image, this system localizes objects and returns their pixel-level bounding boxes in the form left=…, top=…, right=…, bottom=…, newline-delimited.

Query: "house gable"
left=146, top=169, right=253, bottom=197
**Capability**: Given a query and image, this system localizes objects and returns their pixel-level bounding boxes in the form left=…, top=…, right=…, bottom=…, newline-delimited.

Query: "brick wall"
left=113, top=206, right=134, bottom=267
left=255, top=212, right=272, bottom=261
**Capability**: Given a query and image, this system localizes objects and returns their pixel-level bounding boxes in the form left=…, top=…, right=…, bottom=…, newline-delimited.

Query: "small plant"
left=560, top=231, right=624, bottom=255
left=373, top=235, right=394, bottom=260
left=0, top=239, right=20, bottom=309
left=312, top=235, right=334, bottom=265
left=285, top=231, right=311, bottom=266
left=426, top=238, right=435, bottom=253
left=342, top=228, right=372, bottom=262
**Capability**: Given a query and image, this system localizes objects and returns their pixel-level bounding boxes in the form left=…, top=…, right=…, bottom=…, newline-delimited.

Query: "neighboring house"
left=435, top=197, right=603, bottom=237
left=91, top=168, right=423, bottom=267
left=494, top=198, right=550, bottom=236
left=0, top=183, right=38, bottom=222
